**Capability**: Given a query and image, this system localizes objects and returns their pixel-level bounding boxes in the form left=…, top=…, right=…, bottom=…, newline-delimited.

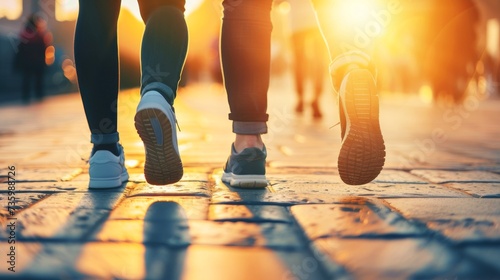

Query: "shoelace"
left=171, top=107, right=182, bottom=132
left=329, top=122, right=340, bottom=129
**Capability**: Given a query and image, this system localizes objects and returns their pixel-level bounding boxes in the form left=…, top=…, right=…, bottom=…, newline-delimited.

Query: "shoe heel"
left=135, top=108, right=183, bottom=185
left=338, top=69, right=385, bottom=185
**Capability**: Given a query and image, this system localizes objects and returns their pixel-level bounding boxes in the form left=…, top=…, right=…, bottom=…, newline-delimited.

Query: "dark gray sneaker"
left=337, top=69, right=385, bottom=185
left=222, top=144, right=267, bottom=188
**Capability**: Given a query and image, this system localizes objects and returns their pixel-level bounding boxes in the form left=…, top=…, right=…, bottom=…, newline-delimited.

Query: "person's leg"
left=221, top=0, right=273, bottom=152
left=75, top=0, right=121, bottom=156
left=220, top=0, right=273, bottom=188
left=311, top=0, right=376, bottom=89
left=135, top=0, right=187, bottom=185
left=309, top=28, right=326, bottom=119
left=34, top=67, right=44, bottom=101
left=291, top=30, right=307, bottom=114
left=75, top=0, right=129, bottom=189
left=311, top=0, right=385, bottom=185
left=21, top=69, right=31, bottom=104
left=137, top=0, right=187, bottom=104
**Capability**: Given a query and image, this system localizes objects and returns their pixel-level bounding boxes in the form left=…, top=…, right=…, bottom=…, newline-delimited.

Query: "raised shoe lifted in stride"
left=338, top=69, right=385, bottom=185
left=135, top=91, right=183, bottom=185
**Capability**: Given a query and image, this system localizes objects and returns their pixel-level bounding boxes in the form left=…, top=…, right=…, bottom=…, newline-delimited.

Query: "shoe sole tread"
left=339, top=69, right=385, bottom=185
left=135, top=108, right=183, bottom=185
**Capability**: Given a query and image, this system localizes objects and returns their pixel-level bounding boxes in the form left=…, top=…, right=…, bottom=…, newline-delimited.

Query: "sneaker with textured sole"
left=338, top=68, right=385, bottom=185
left=222, top=144, right=267, bottom=188
left=135, top=91, right=183, bottom=185
left=89, top=144, right=129, bottom=189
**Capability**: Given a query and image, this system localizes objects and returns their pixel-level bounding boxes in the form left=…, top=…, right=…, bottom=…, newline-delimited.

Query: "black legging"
left=75, top=0, right=274, bottom=142
left=75, top=0, right=187, bottom=144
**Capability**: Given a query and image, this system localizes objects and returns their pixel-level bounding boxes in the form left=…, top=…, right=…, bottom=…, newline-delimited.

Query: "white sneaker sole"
left=89, top=174, right=126, bottom=189
left=338, top=69, right=385, bottom=185
left=222, top=172, right=268, bottom=188
left=135, top=92, right=183, bottom=185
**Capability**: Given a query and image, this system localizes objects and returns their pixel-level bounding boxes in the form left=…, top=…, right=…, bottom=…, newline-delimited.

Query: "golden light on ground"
left=0, top=0, right=22, bottom=20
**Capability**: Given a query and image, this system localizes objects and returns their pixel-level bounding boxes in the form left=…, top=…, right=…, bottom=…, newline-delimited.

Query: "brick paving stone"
left=385, top=198, right=500, bottom=219
left=0, top=208, right=109, bottom=241
left=426, top=216, right=500, bottom=242
left=127, top=182, right=210, bottom=198
left=0, top=181, right=90, bottom=193
left=385, top=198, right=500, bottom=243
left=1, top=243, right=327, bottom=279
left=127, top=170, right=209, bottom=183
left=446, top=183, right=500, bottom=198
left=411, top=170, right=500, bottom=184
left=313, top=238, right=496, bottom=279
left=269, top=182, right=468, bottom=198
left=30, top=192, right=125, bottom=210
left=292, top=203, right=424, bottom=240
left=419, top=150, right=494, bottom=170
left=92, top=220, right=305, bottom=249
left=15, top=243, right=178, bottom=279
left=373, top=170, right=429, bottom=184
left=0, top=168, right=83, bottom=182
left=0, top=242, right=43, bottom=275
left=464, top=245, right=500, bottom=274
left=211, top=191, right=345, bottom=205
left=182, top=245, right=327, bottom=280
left=208, top=205, right=292, bottom=223
left=108, top=196, right=209, bottom=220
left=0, top=193, right=48, bottom=222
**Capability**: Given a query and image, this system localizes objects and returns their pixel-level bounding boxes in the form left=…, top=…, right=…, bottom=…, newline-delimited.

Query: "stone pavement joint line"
left=0, top=88, right=499, bottom=279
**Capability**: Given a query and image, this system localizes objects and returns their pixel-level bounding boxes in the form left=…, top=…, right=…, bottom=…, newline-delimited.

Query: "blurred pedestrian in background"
left=424, top=0, right=480, bottom=104
left=14, top=14, right=50, bottom=104
left=287, top=0, right=328, bottom=119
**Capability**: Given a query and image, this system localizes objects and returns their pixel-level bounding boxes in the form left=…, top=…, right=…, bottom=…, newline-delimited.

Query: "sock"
left=92, top=143, right=120, bottom=156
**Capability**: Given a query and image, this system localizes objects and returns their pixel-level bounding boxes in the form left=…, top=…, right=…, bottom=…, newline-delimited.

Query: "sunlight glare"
left=333, top=0, right=379, bottom=28
left=419, top=84, right=434, bottom=104
left=0, top=0, right=22, bottom=20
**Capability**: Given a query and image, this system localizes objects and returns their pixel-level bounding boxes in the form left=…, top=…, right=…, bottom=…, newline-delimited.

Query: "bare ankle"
left=234, top=134, right=264, bottom=153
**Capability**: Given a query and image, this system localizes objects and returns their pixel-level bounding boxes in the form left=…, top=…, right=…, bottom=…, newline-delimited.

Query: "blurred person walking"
left=424, top=0, right=480, bottom=104
left=15, top=14, right=49, bottom=103
left=287, top=0, right=328, bottom=119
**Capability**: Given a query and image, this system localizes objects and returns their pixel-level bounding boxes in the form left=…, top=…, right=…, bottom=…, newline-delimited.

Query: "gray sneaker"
left=135, top=91, right=183, bottom=185
left=89, top=144, right=129, bottom=189
left=222, top=144, right=267, bottom=188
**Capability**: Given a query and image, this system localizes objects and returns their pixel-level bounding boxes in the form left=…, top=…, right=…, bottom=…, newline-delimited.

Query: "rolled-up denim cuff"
left=141, top=82, right=175, bottom=105
left=233, top=121, right=267, bottom=134
left=91, top=132, right=119, bottom=145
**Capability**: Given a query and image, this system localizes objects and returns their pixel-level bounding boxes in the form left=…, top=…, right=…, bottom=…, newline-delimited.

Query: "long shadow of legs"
left=143, top=201, right=190, bottom=280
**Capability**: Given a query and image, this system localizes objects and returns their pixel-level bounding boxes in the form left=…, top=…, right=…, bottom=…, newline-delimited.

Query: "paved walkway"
left=0, top=78, right=499, bottom=279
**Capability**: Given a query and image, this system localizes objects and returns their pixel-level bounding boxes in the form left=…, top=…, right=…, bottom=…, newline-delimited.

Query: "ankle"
left=234, top=134, right=264, bottom=153
left=92, top=143, right=120, bottom=156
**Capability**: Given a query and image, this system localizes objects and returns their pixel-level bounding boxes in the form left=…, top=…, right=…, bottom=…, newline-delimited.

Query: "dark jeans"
left=21, top=67, right=44, bottom=103
left=75, top=0, right=274, bottom=145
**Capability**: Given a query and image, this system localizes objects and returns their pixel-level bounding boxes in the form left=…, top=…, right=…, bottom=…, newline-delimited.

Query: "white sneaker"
left=89, top=144, right=129, bottom=189
left=135, top=91, right=183, bottom=185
